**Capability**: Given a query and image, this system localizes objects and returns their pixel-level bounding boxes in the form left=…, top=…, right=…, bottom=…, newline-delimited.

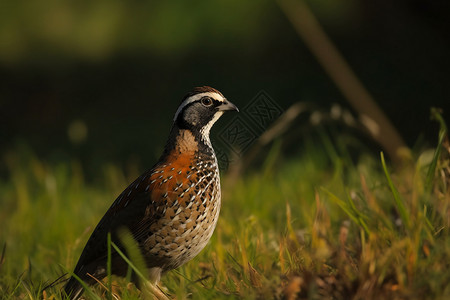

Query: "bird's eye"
left=201, top=97, right=213, bottom=106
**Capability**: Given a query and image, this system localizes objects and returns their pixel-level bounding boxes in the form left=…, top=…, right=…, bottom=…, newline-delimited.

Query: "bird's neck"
left=162, top=125, right=214, bottom=159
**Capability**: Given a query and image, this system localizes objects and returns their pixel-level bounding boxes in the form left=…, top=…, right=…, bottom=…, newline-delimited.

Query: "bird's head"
left=173, top=86, right=239, bottom=139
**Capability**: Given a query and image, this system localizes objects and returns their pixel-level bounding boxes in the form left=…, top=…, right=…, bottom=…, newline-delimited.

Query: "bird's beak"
left=218, top=100, right=239, bottom=112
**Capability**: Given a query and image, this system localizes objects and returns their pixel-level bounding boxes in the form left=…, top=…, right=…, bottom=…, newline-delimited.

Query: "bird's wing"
left=70, top=175, right=154, bottom=277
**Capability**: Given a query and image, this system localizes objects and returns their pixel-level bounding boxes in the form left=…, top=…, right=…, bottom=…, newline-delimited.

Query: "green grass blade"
left=322, top=188, right=371, bottom=235
left=110, top=241, right=146, bottom=282
left=425, top=108, right=448, bottom=192
left=380, top=152, right=410, bottom=229
left=7, top=275, right=24, bottom=300
left=116, top=228, right=147, bottom=281
left=106, top=233, right=112, bottom=300
left=60, top=266, right=101, bottom=300
left=345, top=191, right=371, bottom=235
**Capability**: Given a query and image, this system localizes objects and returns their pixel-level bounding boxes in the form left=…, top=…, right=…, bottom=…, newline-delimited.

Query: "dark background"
left=1, top=0, right=449, bottom=175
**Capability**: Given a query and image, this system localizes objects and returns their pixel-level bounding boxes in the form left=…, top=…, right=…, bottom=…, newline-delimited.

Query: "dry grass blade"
left=247, top=262, right=262, bottom=288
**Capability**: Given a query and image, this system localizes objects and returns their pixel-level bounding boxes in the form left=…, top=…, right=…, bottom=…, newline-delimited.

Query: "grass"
left=1, top=119, right=449, bottom=299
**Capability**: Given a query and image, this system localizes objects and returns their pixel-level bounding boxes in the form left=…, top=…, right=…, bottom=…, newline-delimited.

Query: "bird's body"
left=64, top=87, right=238, bottom=299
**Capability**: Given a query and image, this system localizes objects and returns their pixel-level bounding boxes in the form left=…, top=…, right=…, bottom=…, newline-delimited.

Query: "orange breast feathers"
left=148, top=151, right=197, bottom=205
left=105, top=151, right=197, bottom=218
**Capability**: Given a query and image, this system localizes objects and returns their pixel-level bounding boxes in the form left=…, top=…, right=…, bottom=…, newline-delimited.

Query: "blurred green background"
left=1, top=0, right=449, bottom=176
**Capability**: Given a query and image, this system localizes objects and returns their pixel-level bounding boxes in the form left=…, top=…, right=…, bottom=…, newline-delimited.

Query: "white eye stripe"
left=173, top=92, right=225, bottom=121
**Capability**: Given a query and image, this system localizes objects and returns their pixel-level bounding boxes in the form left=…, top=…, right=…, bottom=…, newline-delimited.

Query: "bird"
left=63, top=86, right=238, bottom=299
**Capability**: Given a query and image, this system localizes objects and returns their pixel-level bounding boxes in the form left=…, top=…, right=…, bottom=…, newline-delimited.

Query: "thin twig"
left=276, top=0, right=407, bottom=164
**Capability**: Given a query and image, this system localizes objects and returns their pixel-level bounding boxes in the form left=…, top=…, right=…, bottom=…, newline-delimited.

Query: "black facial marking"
left=175, top=98, right=222, bottom=130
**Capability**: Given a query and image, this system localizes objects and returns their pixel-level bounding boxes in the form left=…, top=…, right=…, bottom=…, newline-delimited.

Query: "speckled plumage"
left=64, top=87, right=238, bottom=299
